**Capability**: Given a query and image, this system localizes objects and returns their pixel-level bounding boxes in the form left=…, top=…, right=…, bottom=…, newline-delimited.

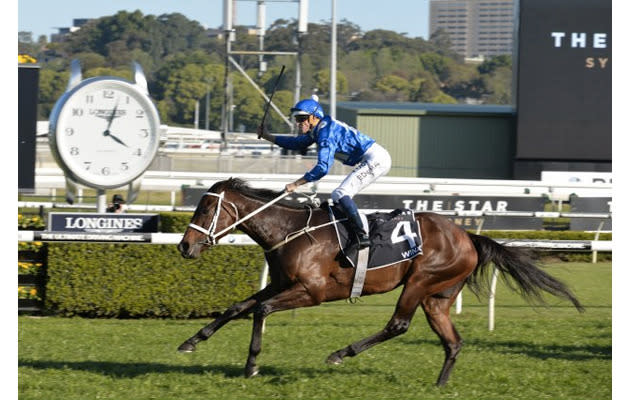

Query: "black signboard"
left=18, top=65, right=39, bottom=192
left=351, top=194, right=545, bottom=230
left=516, top=0, right=611, bottom=161
left=48, top=213, right=160, bottom=233
left=182, top=187, right=544, bottom=230
left=569, top=197, right=612, bottom=230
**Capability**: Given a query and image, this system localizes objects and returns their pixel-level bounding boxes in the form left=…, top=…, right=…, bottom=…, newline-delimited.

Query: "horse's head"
left=178, top=185, right=239, bottom=259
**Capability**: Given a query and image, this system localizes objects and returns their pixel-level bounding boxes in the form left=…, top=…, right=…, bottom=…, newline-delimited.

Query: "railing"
left=17, top=201, right=613, bottom=219
left=17, top=230, right=613, bottom=250
left=30, top=166, right=612, bottom=200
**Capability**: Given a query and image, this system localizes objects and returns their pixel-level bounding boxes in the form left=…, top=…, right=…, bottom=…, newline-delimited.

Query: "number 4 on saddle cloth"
left=327, top=205, right=423, bottom=269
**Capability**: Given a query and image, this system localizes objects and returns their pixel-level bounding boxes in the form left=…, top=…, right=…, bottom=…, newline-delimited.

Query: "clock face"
left=51, top=77, right=160, bottom=189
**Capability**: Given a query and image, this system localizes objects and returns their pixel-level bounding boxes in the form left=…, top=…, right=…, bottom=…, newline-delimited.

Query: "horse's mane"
left=210, top=178, right=312, bottom=210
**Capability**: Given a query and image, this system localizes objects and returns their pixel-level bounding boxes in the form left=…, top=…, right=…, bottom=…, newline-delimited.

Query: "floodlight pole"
left=330, top=0, right=337, bottom=118
left=220, top=0, right=309, bottom=136
left=296, top=0, right=308, bottom=104
left=222, top=0, right=235, bottom=151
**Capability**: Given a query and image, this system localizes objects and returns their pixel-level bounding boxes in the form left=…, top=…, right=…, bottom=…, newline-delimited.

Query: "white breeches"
left=331, top=143, right=392, bottom=203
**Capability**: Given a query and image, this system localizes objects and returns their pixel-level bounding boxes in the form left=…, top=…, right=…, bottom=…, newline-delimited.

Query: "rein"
left=264, top=216, right=343, bottom=253
left=187, top=188, right=340, bottom=251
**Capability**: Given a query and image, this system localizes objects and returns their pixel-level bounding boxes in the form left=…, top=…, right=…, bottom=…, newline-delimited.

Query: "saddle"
left=327, top=205, right=423, bottom=269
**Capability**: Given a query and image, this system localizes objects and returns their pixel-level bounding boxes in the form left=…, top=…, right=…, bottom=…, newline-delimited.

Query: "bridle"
left=186, top=189, right=317, bottom=249
left=187, top=192, right=239, bottom=246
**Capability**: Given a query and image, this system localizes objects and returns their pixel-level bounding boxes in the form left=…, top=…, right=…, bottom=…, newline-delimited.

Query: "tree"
left=477, top=55, right=513, bottom=104
left=229, top=66, right=294, bottom=133
left=478, top=55, right=511, bottom=74
left=62, top=11, right=209, bottom=71
left=428, top=28, right=460, bottom=60
left=349, top=29, right=413, bottom=51
left=373, top=74, right=411, bottom=101
left=336, top=19, right=363, bottom=52
left=82, top=67, right=133, bottom=80
left=480, top=66, right=512, bottom=104
left=72, top=52, right=107, bottom=71
left=409, top=71, right=451, bottom=103
left=419, top=52, right=448, bottom=79
left=264, top=90, right=294, bottom=133
left=159, top=63, right=225, bottom=126
left=152, top=50, right=220, bottom=102
left=25, top=12, right=514, bottom=121
left=436, top=59, right=483, bottom=100
left=37, top=69, right=69, bottom=119
left=312, top=69, right=348, bottom=98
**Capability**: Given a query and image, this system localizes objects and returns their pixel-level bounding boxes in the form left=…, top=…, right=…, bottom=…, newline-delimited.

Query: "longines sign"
left=48, top=212, right=159, bottom=233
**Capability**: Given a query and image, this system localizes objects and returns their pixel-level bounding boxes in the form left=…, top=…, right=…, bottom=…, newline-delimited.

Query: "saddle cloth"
left=327, top=205, right=423, bottom=269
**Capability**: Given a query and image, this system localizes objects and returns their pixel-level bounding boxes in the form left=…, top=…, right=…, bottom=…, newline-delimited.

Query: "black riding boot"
left=338, top=195, right=370, bottom=249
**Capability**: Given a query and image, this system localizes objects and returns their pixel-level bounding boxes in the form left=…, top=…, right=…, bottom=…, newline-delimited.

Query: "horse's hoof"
left=177, top=342, right=196, bottom=353
left=245, top=365, right=259, bottom=378
left=326, top=353, right=343, bottom=365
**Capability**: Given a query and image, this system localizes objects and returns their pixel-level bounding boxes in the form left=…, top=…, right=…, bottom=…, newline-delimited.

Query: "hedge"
left=159, top=211, right=191, bottom=234
left=46, top=242, right=265, bottom=318
left=25, top=211, right=612, bottom=317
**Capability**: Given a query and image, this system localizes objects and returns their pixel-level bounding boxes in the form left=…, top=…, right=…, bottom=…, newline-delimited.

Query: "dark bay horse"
left=177, top=178, right=584, bottom=386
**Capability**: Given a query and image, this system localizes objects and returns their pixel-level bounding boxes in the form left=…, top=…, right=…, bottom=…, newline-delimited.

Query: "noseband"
left=187, top=192, right=239, bottom=245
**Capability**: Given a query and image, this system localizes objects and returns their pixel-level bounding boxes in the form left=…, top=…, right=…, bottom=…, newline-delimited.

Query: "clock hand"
left=105, top=101, right=119, bottom=131
left=104, top=131, right=129, bottom=147
left=102, top=100, right=129, bottom=146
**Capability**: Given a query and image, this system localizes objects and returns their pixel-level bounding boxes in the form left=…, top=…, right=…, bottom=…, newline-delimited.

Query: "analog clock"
left=49, top=60, right=160, bottom=193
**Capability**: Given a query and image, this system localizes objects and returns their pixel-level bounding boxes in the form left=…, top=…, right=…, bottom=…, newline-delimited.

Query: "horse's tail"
left=466, top=233, right=584, bottom=312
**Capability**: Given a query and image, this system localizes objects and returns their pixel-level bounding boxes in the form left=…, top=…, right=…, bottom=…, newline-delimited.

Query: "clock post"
left=97, top=189, right=107, bottom=213
left=49, top=60, right=161, bottom=212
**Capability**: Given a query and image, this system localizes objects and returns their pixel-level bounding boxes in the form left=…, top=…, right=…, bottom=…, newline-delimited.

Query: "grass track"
left=19, top=262, right=611, bottom=400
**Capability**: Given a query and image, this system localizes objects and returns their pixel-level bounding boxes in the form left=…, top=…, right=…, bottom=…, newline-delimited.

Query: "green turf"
left=18, top=262, right=611, bottom=400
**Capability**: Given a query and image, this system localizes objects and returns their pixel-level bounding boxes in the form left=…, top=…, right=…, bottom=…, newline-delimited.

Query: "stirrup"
left=357, top=234, right=370, bottom=249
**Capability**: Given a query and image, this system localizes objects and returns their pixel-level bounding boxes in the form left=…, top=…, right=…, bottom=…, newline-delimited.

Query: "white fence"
left=15, top=200, right=614, bottom=221
left=31, top=168, right=612, bottom=201
left=16, top=230, right=613, bottom=250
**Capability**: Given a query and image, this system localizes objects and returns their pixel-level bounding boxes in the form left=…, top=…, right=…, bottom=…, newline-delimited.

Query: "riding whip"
left=258, top=65, right=286, bottom=139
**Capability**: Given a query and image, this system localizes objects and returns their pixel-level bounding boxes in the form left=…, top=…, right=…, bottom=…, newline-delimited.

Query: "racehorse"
left=177, top=178, right=584, bottom=386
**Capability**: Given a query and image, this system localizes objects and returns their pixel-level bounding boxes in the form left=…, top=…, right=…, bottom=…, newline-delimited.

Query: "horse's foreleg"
left=245, top=283, right=318, bottom=378
left=326, top=283, right=422, bottom=365
left=177, top=285, right=278, bottom=353
left=421, top=294, right=462, bottom=387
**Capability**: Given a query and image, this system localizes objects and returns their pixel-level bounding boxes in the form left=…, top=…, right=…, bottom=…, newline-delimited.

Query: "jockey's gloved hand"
left=257, top=125, right=276, bottom=143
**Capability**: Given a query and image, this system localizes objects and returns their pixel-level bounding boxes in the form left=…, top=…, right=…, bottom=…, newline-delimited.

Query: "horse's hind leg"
left=326, top=283, right=422, bottom=365
left=177, top=285, right=278, bottom=352
left=245, top=283, right=320, bottom=378
left=421, top=293, right=463, bottom=386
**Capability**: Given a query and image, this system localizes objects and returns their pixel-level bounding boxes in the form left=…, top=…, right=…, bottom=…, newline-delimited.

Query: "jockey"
left=258, top=95, right=392, bottom=249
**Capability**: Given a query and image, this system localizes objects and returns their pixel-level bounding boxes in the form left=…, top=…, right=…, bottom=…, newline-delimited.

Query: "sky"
left=18, top=0, right=431, bottom=41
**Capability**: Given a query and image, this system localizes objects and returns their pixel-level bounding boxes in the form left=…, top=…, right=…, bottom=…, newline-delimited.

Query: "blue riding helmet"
left=290, top=96, right=324, bottom=119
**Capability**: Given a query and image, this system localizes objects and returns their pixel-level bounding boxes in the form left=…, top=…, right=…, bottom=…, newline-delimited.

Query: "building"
left=333, top=102, right=516, bottom=179
left=429, top=0, right=515, bottom=59
left=50, top=18, right=93, bottom=42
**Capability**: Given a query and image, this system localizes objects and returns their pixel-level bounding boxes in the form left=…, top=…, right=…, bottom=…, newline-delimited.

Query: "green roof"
left=334, top=101, right=515, bottom=116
